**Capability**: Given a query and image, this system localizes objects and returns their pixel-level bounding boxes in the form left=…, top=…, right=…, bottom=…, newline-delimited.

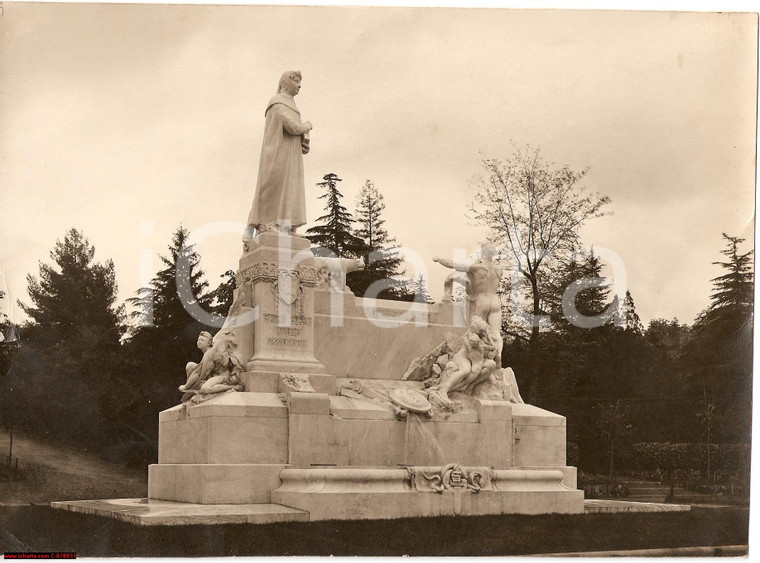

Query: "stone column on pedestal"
left=236, top=231, right=326, bottom=375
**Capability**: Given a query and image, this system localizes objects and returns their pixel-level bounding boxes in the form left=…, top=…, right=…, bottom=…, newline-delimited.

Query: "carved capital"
left=237, top=262, right=319, bottom=288
left=298, top=265, right=319, bottom=287
left=237, top=262, right=280, bottom=285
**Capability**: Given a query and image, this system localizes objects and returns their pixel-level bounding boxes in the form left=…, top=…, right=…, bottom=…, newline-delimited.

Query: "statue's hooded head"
left=481, top=245, right=497, bottom=260
left=278, top=71, right=303, bottom=96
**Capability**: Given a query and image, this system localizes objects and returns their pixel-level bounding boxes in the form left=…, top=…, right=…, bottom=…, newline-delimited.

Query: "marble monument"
left=55, top=71, right=583, bottom=524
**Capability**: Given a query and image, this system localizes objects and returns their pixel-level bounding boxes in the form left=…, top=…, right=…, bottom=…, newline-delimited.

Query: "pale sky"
left=0, top=3, right=756, bottom=326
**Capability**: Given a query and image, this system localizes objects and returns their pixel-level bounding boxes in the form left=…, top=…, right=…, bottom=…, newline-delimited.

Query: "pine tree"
left=305, top=173, right=365, bottom=258
left=20, top=228, right=123, bottom=347
left=546, top=249, right=613, bottom=331
left=411, top=274, right=433, bottom=304
left=682, top=233, right=753, bottom=443
left=615, top=291, right=644, bottom=333
left=123, top=226, right=216, bottom=443
left=703, top=234, right=753, bottom=327
left=7, top=229, right=128, bottom=447
left=348, top=180, right=409, bottom=299
left=208, top=270, right=237, bottom=317
left=128, top=226, right=212, bottom=337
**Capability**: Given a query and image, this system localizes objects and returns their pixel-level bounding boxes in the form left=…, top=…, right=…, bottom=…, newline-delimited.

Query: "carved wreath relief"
left=407, top=463, right=489, bottom=494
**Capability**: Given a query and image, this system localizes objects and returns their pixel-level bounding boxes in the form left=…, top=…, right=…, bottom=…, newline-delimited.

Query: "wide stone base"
left=148, top=463, right=286, bottom=504
left=270, top=466, right=584, bottom=521
left=52, top=497, right=692, bottom=526
left=50, top=498, right=308, bottom=526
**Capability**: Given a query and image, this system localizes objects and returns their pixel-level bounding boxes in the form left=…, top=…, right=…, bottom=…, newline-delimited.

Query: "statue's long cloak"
left=247, top=93, right=310, bottom=229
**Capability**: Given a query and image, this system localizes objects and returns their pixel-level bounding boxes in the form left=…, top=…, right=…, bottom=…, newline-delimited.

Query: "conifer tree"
left=545, top=249, right=614, bottom=331
left=208, top=270, right=236, bottom=317
left=411, top=274, right=434, bottom=304
left=8, top=229, right=128, bottom=447
left=616, top=291, right=644, bottom=333
left=348, top=180, right=409, bottom=299
left=682, top=233, right=753, bottom=443
left=124, top=226, right=215, bottom=437
left=129, top=227, right=211, bottom=334
left=305, top=173, right=364, bottom=257
left=703, top=234, right=754, bottom=327
left=20, top=228, right=123, bottom=347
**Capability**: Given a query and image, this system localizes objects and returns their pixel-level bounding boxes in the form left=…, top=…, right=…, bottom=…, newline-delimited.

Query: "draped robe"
left=247, top=93, right=310, bottom=229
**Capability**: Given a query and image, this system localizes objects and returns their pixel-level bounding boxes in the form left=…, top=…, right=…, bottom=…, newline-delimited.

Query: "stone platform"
left=52, top=497, right=689, bottom=526
left=583, top=499, right=691, bottom=513
left=51, top=498, right=308, bottom=526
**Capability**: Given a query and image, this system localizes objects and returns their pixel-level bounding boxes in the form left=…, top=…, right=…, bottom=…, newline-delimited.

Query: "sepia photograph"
left=0, top=0, right=756, bottom=557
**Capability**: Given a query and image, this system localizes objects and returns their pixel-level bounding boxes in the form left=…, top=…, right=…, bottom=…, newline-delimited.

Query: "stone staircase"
left=623, top=479, right=684, bottom=503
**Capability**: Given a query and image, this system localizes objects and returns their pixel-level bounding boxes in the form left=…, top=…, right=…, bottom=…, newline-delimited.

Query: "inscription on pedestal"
left=275, top=327, right=302, bottom=337
left=266, top=337, right=307, bottom=348
left=264, top=313, right=313, bottom=326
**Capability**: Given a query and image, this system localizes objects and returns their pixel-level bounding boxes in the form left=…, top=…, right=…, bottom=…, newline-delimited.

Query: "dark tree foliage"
left=0, top=315, right=20, bottom=431
left=20, top=229, right=123, bottom=347
left=506, top=231, right=753, bottom=475
left=121, top=226, right=216, bottom=459
left=305, top=173, right=365, bottom=258
left=347, top=180, right=411, bottom=300
left=594, top=400, right=635, bottom=481
left=616, top=291, right=644, bottom=334
left=128, top=226, right=212, bottom=336
left=681, top=234, right=753, bottom=443
left=544, top=250, right=614, bottom=331
left=4, top=229, right=130, bottom=449
left=208, top=270, right=237, bottom=317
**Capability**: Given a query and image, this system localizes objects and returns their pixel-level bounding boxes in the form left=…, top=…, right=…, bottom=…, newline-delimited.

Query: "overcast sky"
left=0, top=3, right=756, bottom=326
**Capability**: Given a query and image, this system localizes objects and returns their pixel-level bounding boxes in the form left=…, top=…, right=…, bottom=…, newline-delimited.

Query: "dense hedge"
left=631, top=442, right=751, bottom=474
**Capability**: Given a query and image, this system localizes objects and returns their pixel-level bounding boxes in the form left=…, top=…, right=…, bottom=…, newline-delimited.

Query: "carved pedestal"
left=236, top=232, right=326, bottom=374
left=143, top=234, right=584, bottom=522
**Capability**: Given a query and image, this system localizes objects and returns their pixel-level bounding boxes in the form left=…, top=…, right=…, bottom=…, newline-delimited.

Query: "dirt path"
left=0, top=429, right=147, bottom=504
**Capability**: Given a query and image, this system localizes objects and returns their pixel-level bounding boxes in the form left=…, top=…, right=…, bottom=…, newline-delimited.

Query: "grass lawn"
left=0, top=505, right=750, bottom=556
left=0, top=430, right=147, bottom=504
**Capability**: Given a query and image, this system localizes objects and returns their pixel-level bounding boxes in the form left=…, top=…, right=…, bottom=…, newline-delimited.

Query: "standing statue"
left=433, top=245, right=504, bottom=362
left=244, top=71, right=313, bottom=241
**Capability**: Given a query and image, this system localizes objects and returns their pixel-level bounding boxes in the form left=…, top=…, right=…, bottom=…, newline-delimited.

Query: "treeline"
left=0, top=228, right=217, bottom=465
left=503, top=237, right=753, bottom=476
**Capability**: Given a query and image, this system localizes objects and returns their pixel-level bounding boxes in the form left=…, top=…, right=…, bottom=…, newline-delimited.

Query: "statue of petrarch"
left=244, top=71, right=313, bottom=240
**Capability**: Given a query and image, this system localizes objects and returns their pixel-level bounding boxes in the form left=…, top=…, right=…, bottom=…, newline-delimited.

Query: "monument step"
left=584, top=499, right=691, bottom=513
left=51, top=498, right=309, bottom=526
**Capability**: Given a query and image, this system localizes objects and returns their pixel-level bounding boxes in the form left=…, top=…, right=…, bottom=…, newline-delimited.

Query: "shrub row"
left=631, top=442, right=751, bottom=473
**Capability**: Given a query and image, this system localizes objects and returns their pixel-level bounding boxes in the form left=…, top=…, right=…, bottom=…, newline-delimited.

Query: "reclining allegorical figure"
left=428, top=316, right=500, bottom=409
left=179, top=329, right=245, bottom=404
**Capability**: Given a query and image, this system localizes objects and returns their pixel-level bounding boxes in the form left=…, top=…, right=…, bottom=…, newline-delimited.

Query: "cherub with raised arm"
left=433, top=245, right=504, bottom=362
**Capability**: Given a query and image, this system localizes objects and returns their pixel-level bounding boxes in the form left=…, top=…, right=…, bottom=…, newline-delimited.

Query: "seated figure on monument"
left=428, top=316, right=499, bottom=408
left=243, top=70, right=313, bottom=243
left=179, top=329, right=245, bottom=404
